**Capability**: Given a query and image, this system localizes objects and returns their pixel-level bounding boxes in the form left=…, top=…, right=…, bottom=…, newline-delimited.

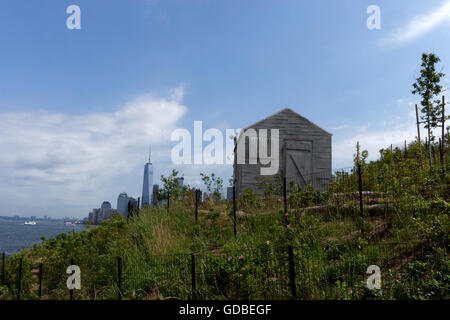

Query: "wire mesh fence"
left=0, top=240, right=434, bottom=300
left=0, top=152, right=447, bottom=300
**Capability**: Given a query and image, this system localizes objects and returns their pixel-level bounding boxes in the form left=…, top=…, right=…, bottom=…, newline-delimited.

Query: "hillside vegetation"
left=0, top=138, right=449, bottom=300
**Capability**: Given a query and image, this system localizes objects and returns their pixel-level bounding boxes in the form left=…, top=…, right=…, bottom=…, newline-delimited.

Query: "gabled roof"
left=242, top=108, right=332, bottom=136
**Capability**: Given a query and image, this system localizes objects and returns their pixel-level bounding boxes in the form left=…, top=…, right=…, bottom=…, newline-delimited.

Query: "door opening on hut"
left=284, top=140, right=312, bottom=189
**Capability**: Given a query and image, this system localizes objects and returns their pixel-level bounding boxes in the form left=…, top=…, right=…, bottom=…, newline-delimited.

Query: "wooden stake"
left=442, top=96, right=446, bottom=163
left=427, top=116, right=432, bottom=166
left=415, top=104, right=421, bottom=147
left=416, top=103, right=425, bottom=169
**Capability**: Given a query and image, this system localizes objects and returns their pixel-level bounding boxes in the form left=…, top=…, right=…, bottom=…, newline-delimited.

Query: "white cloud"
left=0, top=87, right=187, bottom=217
left=332, top=96, right=449, bottom=168
left=381, top=0, right=450, bottom=46
left=332, top=99, right=418, bottom=168
left=333, top=125, right=417, bottom=169
left=331, top=124, right=349, bottom=131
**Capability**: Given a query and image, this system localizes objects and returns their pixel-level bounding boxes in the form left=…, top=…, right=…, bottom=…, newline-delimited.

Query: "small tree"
left=159, top=169, right=183, bottom=200
left=354, top=141, right=368, bottom=166
left=200, top=172, right=223, bottom=200
left=412, top=53, right=445, bottom=164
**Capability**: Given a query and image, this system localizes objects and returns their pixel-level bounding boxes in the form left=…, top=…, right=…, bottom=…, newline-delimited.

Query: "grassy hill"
left=1, top=139, right=449, bottom=300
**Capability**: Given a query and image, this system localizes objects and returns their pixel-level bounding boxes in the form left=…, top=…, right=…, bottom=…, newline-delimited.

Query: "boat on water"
left=24, top=221, right=37, bottom=225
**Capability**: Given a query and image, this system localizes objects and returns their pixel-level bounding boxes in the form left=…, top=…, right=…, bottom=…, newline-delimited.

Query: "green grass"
left=1, top=139, right=449, bottom=300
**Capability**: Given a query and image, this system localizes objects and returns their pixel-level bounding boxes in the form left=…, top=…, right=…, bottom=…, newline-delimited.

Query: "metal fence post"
left=69, top=258, right=74, bottom=300
left=118, top=257, right=122, bottom=300
left=191, top=253, right=196, bottom=300
left=1, top=252, right=5, bottom=285
left=442, top=96, right=446, bottom=162
left=167, top=192, right=170, bottom=213
left=38, top=262, right=43, bottom=299
left=283, top=175, right=288, bottom=228
left=233, top=186, right=237, bottom=238
left=288, top=245, right=296, bottom=299
left=17, top=257, right=23, bottom=299
left=195, top=189, right=198, bottom=224
left=357, top=163, right=363, bottom=216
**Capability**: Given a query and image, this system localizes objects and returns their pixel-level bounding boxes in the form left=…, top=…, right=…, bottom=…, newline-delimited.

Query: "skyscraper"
left=127, top=197, right=138, bottom=217
left=88, top=211, right=94, bottom=222
left=151, top=184, right=159, bottom=206
left=141, top=148, right=153, bottom=207
left=93, top=208, right=102, bottom=224
left=117, top=192, right=129, bottom=217
left=101, top=201, right=112, bottom=220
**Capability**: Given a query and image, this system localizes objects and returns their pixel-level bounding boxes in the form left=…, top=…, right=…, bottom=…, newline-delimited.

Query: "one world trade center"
left=141, top=148, right=153, bottom=207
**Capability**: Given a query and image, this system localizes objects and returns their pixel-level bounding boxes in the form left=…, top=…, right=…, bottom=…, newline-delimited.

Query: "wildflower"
left=239, top=255, right=244, bottom=260
left=132, top=290, right=135, bottom=297
left=228, top=256, right=233, bottom=262
left=269, top=277, right=276, bottom=282
left=266, top=240, right=270, bottom=246
left=284, top=212, right=288, bottom=217
left=301, top=212, right=305, bottom=217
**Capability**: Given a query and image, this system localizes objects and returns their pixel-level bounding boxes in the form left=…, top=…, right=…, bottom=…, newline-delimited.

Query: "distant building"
left=93, top=208, right=102, bottom=224
left=141, top=149, right=154, bottom=207
left=151, top=184, right=159, bottom=206
left=101, top=201, right=112, bottom=220
left=117, top=192, right=129, bottom=217
left=227, top=187, right=234, bottom=200
left=203, top=191, right=220, bottom=202
left=127, top=197, right=138, bottom=217
left=88, top=211, right=94, bottom=222
left=88, top=201, right=113, bottom=224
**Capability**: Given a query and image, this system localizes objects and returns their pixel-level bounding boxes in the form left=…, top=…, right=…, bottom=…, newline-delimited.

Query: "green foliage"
left=200, top=172, right=224, bottom=200
left=259, top=175, right=283, bottom=199
left=159, top=169, right=183, bottom=200
left=238, top=188, right=263, bottom=211
left=412, top=53, right=446, bottom=133
left=288, top=183, right=326, bottom=209
left=3, top=136, right=449, bottom=300
left=388, top=248, right=450, bottom=299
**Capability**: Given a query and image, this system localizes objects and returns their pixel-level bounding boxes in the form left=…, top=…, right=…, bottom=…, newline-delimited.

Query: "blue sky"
left=0, top=0, right=449, bottom=218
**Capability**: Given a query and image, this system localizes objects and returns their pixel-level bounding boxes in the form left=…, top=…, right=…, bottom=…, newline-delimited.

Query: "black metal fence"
left=0, top=240, right=428, bottom=300
left=0, top=155, right=446, bottom=300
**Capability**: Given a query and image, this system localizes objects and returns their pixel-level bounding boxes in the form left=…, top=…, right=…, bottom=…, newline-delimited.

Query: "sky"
left=0, top=0, right=449, bottom=218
